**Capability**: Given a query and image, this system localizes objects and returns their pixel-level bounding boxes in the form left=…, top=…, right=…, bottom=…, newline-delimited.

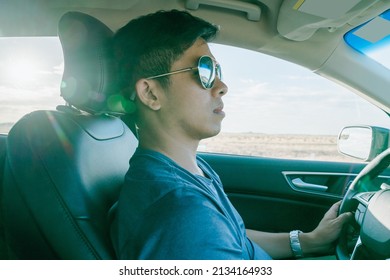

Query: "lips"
left=213, top=104, right=225, bottom=116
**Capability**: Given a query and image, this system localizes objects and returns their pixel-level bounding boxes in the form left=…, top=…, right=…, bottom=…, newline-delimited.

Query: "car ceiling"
left=1, top=0, right=390, bottom=113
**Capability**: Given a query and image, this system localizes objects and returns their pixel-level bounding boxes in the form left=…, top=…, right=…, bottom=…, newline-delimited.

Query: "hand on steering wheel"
left=337, top=148, right=390, bottom=260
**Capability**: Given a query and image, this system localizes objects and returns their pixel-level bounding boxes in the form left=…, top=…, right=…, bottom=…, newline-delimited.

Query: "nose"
left=212, top=78, right=228, bottom=97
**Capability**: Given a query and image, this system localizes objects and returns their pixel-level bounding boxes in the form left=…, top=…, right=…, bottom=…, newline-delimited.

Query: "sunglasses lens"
left=216, top=64, right=222, bottom=81
left=198, top=56, right=215, bottom=89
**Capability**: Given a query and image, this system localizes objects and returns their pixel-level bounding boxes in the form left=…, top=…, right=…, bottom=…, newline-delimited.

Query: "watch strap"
left=289, top=230, right=303, bottom=258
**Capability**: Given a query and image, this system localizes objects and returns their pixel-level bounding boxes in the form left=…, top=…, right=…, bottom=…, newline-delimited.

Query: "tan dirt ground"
left=199, top=132, right=359, bottom=162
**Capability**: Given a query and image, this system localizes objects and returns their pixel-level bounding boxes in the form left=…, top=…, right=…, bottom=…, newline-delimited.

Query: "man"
left=111, top=10, right=351, bottom=260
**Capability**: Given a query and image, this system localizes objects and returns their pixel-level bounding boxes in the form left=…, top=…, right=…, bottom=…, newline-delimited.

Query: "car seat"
left=1, top=12, right=137, bottom=259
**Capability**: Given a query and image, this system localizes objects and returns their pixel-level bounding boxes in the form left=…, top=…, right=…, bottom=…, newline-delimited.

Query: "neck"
left=138, top=127, right=204, bottom=176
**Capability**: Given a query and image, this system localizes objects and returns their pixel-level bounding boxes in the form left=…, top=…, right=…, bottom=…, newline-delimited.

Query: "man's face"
left=159, top=38, right=228, bottom=142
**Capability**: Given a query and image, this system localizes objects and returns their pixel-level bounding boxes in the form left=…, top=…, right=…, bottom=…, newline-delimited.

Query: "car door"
left=201, top=153, right=390, bottom=234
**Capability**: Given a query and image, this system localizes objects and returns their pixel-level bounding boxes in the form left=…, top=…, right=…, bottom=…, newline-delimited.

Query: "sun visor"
left=277, top=0, right=380, bottom=41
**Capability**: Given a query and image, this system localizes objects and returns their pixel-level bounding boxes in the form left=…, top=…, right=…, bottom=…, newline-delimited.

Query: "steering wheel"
left=336, top=148, right=390, bottom=260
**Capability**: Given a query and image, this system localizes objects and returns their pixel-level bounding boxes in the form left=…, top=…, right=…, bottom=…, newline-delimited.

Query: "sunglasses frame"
left=146, top=55, right=222, bottom=89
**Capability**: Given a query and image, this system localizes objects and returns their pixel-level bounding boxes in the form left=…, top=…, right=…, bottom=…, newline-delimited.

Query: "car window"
left=0, top=37, right=64, bottom=134
left=1, top=38, right=389, bottom=163
left=198, top=44, right=390, bottom=162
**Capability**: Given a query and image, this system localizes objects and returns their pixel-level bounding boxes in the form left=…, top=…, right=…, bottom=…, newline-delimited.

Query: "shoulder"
left=128, top=148, right=178, bottom=180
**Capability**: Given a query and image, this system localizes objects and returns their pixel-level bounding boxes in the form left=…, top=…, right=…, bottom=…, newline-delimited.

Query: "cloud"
left=220, top=71, right=390, bottom=135
left=53, top=62, right=64, bottom=75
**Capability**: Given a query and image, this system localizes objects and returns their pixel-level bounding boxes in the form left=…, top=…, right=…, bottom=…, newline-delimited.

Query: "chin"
left=201, top=127, right=222, bottom=140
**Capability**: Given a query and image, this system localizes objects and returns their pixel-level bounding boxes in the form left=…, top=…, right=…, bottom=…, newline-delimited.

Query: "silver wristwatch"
left=289, top=230, right=303, bottom=258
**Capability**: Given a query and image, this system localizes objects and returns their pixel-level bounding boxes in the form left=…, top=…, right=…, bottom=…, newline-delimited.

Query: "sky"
left=0, top=37, right=390, bottom=135
left=0, top=37, right=64, bottom=130
left=210, top=43, right=390, bottom=135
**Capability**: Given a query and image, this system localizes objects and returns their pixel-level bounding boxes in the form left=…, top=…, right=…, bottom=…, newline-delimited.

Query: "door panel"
left=200, top=152, right=390, bottom=233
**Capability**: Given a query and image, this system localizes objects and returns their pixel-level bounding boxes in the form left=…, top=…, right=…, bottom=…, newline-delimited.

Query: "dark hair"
left=113, top=10, right=219, bottom=98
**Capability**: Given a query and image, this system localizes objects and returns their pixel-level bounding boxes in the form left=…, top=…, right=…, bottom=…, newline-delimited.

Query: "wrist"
left=299, top=231, right=327, bottom=255
left=289, top=230, right=303, bottom=258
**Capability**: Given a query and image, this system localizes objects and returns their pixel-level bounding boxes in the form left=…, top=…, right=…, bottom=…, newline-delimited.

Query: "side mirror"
left=338, top=126, right=389, bottom=161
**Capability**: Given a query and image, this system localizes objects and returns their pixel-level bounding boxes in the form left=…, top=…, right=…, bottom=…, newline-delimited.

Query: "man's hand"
left=300, top=201, right=353, bottom=255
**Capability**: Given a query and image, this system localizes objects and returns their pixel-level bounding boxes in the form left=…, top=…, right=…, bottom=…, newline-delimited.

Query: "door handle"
left=291, top=178, right=328, bottom=192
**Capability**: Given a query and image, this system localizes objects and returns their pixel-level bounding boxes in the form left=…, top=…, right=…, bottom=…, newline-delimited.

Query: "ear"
left=134, top=79, right=162, bottom=111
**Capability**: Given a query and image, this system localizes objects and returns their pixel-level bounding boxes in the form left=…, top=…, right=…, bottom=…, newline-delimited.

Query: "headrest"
left=58, top=12, right=126, bottom=114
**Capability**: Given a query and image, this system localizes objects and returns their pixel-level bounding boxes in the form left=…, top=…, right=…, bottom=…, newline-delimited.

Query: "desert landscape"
left=199, top=132, right=357, bottom=162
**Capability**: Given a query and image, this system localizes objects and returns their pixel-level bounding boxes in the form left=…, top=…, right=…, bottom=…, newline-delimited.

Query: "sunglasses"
left=146, top=55, right=222, bottom=89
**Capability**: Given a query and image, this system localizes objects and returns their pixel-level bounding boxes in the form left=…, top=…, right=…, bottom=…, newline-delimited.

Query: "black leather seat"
left=1, top=12, right=137, bottom=259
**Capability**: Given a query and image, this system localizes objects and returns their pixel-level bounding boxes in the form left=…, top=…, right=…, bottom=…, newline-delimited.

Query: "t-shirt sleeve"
left=131, top=188, right=245, bottom=260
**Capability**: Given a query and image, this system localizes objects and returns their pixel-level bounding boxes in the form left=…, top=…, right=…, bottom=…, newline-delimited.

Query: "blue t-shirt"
left=112, top=148, right=271, bottom=260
